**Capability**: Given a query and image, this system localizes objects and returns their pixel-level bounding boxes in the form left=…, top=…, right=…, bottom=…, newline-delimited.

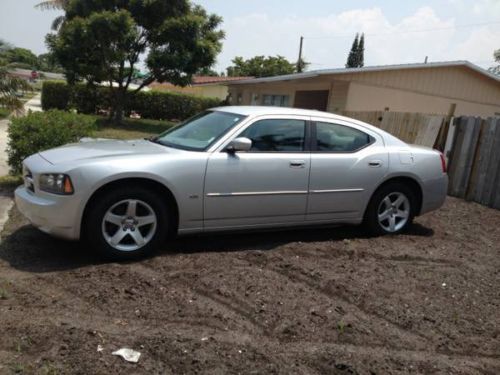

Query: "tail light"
left=439, top=152, right=447, bottom=173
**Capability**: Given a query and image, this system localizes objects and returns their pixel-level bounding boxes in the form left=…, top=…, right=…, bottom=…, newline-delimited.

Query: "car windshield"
left=154, top=111, right=246, bottom=151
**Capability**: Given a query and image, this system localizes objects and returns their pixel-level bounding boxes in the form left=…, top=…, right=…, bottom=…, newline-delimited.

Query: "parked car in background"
left=15, top=107, right=448, bottom=260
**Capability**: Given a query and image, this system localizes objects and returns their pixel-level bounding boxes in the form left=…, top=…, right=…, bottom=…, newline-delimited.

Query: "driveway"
left=0, top=197, right=499, bottom=374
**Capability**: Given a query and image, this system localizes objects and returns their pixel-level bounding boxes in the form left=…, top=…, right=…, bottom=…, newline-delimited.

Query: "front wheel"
left=85, top=187, right=170, bottom=260
left=364, top=183, right=416, bottom=236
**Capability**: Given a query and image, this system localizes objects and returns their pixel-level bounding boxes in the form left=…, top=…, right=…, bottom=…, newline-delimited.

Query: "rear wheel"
left=364, top=183, right=416, bottom=236
left=85, top=187, right=170, bottom=260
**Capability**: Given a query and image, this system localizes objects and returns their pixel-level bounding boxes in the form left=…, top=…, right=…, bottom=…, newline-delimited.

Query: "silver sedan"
left=15, top=106, right=448, bottom=259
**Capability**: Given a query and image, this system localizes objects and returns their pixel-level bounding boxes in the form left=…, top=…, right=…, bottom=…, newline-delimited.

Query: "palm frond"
left=35, top=0, right=66, bottom=11
left=0, top=68, right=32, bottom=111
left=51, top=15, right=66, bottom=30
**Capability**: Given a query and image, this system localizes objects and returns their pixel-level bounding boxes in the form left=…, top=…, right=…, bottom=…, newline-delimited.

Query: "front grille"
left=23, top=166, right=34, bottom=193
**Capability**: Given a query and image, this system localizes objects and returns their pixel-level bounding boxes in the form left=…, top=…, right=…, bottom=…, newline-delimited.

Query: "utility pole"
left=297, top=36, right=304, bottom=73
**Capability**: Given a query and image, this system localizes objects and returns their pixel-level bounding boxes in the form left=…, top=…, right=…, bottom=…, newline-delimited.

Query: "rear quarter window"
left=315, top=122, right=373, bottom=152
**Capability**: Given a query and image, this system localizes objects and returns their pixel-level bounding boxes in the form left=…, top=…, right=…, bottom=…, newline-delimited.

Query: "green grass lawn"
left=92, top=116, right=175, bottom=140
left=0, top=108, right=10, bottom=119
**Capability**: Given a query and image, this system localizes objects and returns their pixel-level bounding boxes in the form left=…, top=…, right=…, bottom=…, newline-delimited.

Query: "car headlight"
left=39, top=174, right=74, bottom=195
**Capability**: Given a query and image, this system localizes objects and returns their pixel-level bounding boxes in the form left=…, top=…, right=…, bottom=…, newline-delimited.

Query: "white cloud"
left=215, top=5, right=498, bottom=72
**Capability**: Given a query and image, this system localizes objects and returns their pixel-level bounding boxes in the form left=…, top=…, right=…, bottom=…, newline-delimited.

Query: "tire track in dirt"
left=128, top=263, right=270, bottom=335
left=244, top=256, right=500, bottom=364
left=243, top=254, right=432, bottom=345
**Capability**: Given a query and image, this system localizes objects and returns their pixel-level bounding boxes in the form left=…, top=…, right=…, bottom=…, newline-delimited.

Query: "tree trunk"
left=112, top=89, right=125, bottom=125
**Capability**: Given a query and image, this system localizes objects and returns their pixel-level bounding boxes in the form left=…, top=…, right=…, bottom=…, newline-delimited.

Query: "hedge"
left=41, top=81, right=71, bottom=110
left=41, top=81, right=223, bottom=121
left=7, top=110, right=96, bottom=174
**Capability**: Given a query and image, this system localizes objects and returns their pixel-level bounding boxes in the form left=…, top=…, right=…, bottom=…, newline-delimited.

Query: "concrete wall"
left=227, top=65, right=500, bottom=117
left=346, top=82, right=500, bottom=117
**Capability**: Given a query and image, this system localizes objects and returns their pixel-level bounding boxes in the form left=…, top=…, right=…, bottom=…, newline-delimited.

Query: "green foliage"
left=226, top=55, right=297, bottom=77
left=7, top=110, right=96, bottom=174
left=41, top=81, right=71, bottom=110
left=46, top=0, right=224, bottom=123
left=36, top=52, right=63, bottom=72
left=0, top=67, right=32, bottom=111
left=132, top=90, right=221, bottom=120
left=41, top=81, right=222, bottom=120
left=346, top=33, right=365, bottom=68
left=1, top=47, right=38, bottom=68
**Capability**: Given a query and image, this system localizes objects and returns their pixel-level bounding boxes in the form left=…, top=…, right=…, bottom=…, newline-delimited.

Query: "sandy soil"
left=0, top=197, right=499, bottom=374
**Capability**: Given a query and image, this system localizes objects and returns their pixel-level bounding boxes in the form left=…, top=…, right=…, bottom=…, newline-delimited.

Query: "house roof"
left=228, top=61, right=500, bottom=85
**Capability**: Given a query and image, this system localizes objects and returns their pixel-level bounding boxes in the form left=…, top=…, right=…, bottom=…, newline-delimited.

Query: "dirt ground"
left=0, top=195, right=499, bottom=374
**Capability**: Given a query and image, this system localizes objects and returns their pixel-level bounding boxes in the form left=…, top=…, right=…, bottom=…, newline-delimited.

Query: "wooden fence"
left=341, top=110, right=445, bottom=148
left=447, top=117, right=500, bottom=209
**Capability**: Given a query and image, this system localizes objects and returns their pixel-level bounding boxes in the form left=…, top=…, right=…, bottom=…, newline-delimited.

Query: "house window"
left=262, top=94, right=289, bottom=107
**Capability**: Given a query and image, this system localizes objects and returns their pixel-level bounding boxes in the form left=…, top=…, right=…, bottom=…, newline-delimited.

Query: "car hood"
left=39, top=138, right=172, bottom=165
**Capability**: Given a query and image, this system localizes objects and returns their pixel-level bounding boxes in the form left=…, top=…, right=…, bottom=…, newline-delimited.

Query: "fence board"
left=448, top=117, right=481, bottom=198
left=414, top=116, right=444, bottom=148
left=339, top=111, right=444, bottom=148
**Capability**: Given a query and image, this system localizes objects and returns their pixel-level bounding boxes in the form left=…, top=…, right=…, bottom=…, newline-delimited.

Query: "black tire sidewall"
left=364, top=183, right=416, bottom=236
left=85, top=187, right=169, bottom=260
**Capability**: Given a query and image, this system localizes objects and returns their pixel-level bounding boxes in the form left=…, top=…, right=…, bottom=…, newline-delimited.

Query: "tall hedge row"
left=41, top=81, right=223, bottom=121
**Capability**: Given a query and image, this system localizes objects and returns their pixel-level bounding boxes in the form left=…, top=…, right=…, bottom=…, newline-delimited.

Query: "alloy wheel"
left=101, top=199, right=157, bottom=252
left=377, top=192, right=410, bottom=233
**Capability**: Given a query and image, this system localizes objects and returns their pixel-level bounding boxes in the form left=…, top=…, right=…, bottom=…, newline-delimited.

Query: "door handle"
left=369, top=160, right=383, bottom=168
left=290, top=160, right=306, bottom=168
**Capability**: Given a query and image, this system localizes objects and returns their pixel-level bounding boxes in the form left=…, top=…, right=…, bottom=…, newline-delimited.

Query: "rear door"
left=204, top=116, right=311, bottom=229
left=307, top=117, right=388, bottom=221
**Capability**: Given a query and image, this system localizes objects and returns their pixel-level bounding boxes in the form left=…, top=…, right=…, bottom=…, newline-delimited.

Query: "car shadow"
left=0, top=222, right=434, bottom=274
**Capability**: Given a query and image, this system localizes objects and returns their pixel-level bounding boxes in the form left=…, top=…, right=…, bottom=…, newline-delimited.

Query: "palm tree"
left=0, top=68, right=31, bottom=114
left=35, top=0, right=68, bottom=31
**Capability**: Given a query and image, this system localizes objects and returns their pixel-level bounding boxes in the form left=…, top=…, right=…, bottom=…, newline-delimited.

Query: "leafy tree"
left=0, top=39, right=13, bottom=53
left=47, top=0, right=224, bottom=124
left=197, top=67, right=220, bottom=76
left=226, top=55, right=297, bottom=78
left=36, top=52, right=63, bottom=72
left=0, top=67, right=31, bottom=113
left=1, top=48, right=38, bottom=68
left=489, top=49, right=500, bottom=75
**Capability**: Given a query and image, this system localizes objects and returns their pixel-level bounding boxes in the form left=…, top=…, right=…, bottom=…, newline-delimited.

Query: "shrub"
left=41, top=81, right=223, bottom=121
left=7, top=110, right=96, bottom=174
left=41, top=81, right=71, bottom=110
left=130, top=90, right=222, bottom=120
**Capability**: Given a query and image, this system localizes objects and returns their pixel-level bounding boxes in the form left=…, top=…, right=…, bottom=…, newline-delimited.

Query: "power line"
left=304, top=20, right=500, bottom=40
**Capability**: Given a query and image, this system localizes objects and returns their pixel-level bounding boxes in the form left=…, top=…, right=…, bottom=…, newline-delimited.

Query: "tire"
left=363, top=182, right=416, bottom=236
left=84, top=186, right=170, bottom=260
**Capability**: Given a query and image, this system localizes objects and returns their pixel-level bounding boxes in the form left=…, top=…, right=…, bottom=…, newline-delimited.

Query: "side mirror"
left=226, top=137, right=252, bottom=153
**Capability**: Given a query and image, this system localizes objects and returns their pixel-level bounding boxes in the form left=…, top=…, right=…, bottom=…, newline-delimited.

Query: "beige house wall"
left=333, top=66, right=500, bottom=106
left=228, top=65, right=500, bottom=117
left=345, top=82, right=500, bottom=117
left=230, top=80, right=330, bottom=106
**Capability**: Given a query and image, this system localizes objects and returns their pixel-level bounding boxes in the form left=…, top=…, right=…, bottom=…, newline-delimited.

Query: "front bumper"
left=15, top=186, right=80, bottom=240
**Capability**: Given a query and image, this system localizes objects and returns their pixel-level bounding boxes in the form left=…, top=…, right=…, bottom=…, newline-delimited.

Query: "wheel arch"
left=368, top=176, right=423, bottom=216
left=80, top=177, right=179, bottom=239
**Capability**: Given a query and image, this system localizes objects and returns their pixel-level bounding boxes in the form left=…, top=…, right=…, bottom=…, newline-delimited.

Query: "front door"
left=307, top=118, right=389, bottom=221
left=204, top=117, right=311, bottom=229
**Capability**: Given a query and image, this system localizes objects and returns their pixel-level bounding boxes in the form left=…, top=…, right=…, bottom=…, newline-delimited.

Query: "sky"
left=0, top=0, right=499, bottom=73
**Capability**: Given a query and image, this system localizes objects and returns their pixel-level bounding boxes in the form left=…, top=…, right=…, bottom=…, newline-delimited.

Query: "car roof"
left=212, top=106, right=343, bottom=118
